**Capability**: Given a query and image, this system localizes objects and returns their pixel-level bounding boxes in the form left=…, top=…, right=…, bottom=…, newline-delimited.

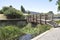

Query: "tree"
left=48, top=11, right=54, bottom=21
left=49, top=0, right=52, bottom=2
left=21, top=5, right=26, bottom=13
left=1, top=6, right=23, bottom=19
left=57, top=0, right=60, bottom=11
left=9, top=5, right=12, bottom=8
left=5, top=7, right=23, bottom=19
left=49, top=0, right=60, bottom=11
left=48, top=11, right=54, bottom=14
left=28, top=11, right=30, bottom=14
left=1, top=6, right=9, bottom=12
left=0, top=10, right=3, bottom=14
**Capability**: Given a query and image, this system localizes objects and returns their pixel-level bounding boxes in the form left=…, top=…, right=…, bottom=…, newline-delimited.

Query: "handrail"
left=47, top=21, right=58, bottom=28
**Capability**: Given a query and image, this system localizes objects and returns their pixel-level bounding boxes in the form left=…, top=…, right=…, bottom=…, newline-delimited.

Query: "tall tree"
left=1, top=6, right=23, bottom=19
left=49, top=0, right=52, bottom=2
left=9, top=5, right=12, bottom=8
left=48, top=11, right=54, bottom=14
left=1, top=6, right=9, bottom=12
left=28, top=11, right=30, bottom=14
left=48, top=11, right=54, bottom=21
left=21, top=5, right=26, bottom=13
left=49, top=0, right=60, bottom=11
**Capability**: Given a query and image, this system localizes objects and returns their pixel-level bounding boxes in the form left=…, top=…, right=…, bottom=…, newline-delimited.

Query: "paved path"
left=32, top=28, right=60, bottom=40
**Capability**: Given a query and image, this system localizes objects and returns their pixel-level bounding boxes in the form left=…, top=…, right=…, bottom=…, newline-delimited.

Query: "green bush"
left=4, top=8, right=23, bottom=19
left=0, top=25, right=24, bottom=40
left=1, top=6, right=23, bottom=19
left=36, top=24, right=51, bottom=33
left=21, top=23, right=33, bottom=34
left=55, top=20, right=60, bottom=24
left=0, top=23, right=52, bottom=40
left=21, top=23, right=51, bottom=37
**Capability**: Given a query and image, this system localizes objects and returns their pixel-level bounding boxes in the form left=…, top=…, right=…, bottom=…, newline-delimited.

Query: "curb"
left=31, top=28, right=54, bottom=40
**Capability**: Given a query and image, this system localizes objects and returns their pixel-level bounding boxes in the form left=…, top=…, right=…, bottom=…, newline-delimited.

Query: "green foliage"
left=49, top=0, right=60, bottom=11
left=1, top=6, right=23, bottom=19
left=58, top=6, right=60, bottom=11
left=0, top=23, right=52, bottom=40
left=0, top=25, right=24, bottom=40
left=4, top=8, right=23, bottom=19
left=21, top=23, right=33, bottom=34
left=28, top=11, right=30, bottom=14
left=55, top=20, right=60, bottom=24
left=0, top=10, right=3, bottom=14
left=21, top=23, right=51, bottom=37
left=49, top=0, right=52, bottom=2
left=9, top=5, right=13, bottom=8
left=48, top=11, right=53, bottom=14
left=21, top=5, right=26, bottom=13
left=1, top=6, right=9, bottom=12
left=57, top=0, right=60, bottom=11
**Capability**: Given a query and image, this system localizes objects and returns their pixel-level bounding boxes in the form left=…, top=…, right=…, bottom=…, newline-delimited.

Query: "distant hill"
left=25, top=11, right=40, bottom=14
left=29, top=11, right=40, bottom=14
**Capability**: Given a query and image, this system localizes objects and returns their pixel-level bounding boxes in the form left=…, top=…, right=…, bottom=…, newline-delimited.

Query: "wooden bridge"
left=26, top=14, right=60, bottom=27
left=26, top=14, right=53, bottom=24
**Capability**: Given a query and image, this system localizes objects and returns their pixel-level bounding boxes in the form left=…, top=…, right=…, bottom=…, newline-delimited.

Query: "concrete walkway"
left=32, top=28, right=60, bottom=40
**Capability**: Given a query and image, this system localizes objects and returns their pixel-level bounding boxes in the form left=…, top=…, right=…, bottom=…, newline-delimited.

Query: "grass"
left=21, top=23, right=52, bottom=37
left=55, top=20, right=60, bottom=24
left=0, top=23, right=52, bottom=40
left=0, top=25, right=25, bottom=40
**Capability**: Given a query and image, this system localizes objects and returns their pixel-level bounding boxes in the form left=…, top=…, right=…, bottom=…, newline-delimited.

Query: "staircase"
left=47, top=21, right=59, bottom=28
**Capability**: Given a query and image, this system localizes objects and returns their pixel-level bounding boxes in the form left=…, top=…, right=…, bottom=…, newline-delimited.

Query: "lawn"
left=0, top=23, right=52, bottom=40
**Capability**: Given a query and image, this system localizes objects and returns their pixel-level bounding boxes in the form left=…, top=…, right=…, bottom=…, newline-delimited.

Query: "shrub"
left=0, top=25, right=24, bottom=40
left=55, top=20, right=60, bottom=24
left=21, top=23, right=33, bottom=34
left=4, top=9, right=23, bottom=19
left=21, top=23, right=51, bottom=37
left=1, top=6, right=23, bottom=19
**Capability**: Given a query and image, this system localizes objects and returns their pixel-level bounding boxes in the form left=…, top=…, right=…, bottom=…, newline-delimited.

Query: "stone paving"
left=33, top=28, right=60, bottom=40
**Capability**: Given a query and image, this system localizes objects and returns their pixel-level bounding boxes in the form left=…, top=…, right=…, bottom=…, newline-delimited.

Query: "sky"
left=0, top=0, right=58, bottom=14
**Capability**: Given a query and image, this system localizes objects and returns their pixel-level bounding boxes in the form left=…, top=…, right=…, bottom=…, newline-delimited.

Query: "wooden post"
left=28, top=15, right=30, bottom=23
left=27, top=16, right=29, bottom=22
left=26, top=16, right=28, bottom=23
left=30, top=15, right=31, bottom=22
left=33, top=14, right=34, bottom=22
left=28, top=15, right=30, bottom=22
left=40, top=14, right=41, bottom=24
left=52, top=14, right=54, bottom=21
left=36, top=14, right=37, bottom=23
left=45, top=14, right=46, bottom=24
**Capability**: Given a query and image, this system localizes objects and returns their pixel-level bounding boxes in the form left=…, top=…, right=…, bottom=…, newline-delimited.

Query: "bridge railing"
left=27, top=14, right=53, bottom=24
